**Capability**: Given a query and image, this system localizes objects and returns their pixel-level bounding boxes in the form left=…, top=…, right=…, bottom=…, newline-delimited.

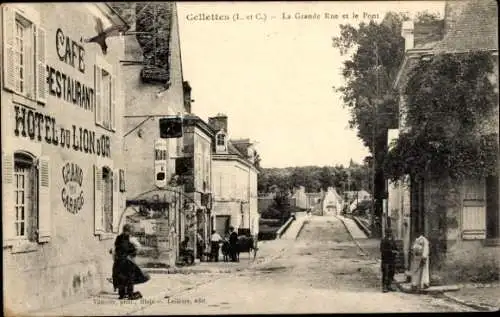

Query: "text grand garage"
left=13, top=104, right=112, bottom=158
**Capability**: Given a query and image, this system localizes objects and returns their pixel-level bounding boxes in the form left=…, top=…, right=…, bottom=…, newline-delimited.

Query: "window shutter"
left=2, top=152, right=16, bottom=246
left=24, top=26, right=35, bottom=99
left=38, top=156, right=51, bottom=243
left=111, top=76, right=116, bottom=131
left=112, top=169, right=119, bottom=233
left=462, top=203, right=486, bottom=240
left=94, top=65, right=102, bottom=126
left=94, top=165, right=103, bottom=234
left=35, top=26, right=47, bottom=104
left=462, top=178, right=487, bottom=240
left=2, top=5, right=16, bottom=92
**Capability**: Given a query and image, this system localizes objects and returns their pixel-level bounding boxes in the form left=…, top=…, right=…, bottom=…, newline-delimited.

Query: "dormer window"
left=215, top=131, right=227, bottom=153
left=216, top=134, right=225, bottom=146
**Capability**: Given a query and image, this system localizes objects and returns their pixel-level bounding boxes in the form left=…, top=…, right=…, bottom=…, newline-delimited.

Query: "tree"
left=135, top=2, right=173, bottom=69
left=332, top=12, right=407, bottom=150
left=332, top=11, right=441, bottom=237
left=332, top=12, right=441, bottom=151
left=384, top=51, right=499, bottom=182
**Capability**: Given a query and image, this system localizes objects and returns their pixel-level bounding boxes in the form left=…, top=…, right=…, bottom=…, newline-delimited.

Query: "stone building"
left=177, top=114, right=214, bottom=256
left=110, top=2, right=188, bottom=267
left=209, top=114, right=260, bottom=237
left=322, top=187, right=343, bottom=215
left=392, top=0, right=499, bottom=278
left=1, top=3, right=128, bottom=313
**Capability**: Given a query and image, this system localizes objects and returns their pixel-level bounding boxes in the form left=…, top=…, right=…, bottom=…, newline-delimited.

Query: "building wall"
left=293, top=186, right=308, bottom=209
left=120, top=2, right=185, bottom=267
left=122, top=2, right=185, bottom=199
left=424, top=176, right=500, bottom=279
left=211, top=158, right=258, bottom=234
left=249, top=168, right=259, bottom=235
left=2, top=3, right=126, bottom=313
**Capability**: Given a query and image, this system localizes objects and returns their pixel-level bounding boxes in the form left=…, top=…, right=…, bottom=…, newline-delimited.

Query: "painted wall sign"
left=46, top=65, right=94, bottom=111
left=56, top=28, right=86, bottom=74
left=50, top=28, right=94, bottom=112
left=61, top=162, right=84, bottom=214
left=14, top=104, right=112, bottom=158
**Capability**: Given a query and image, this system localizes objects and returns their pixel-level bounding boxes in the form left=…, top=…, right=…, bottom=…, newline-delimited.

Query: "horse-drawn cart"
left=220, top=229, right=258, bottom=262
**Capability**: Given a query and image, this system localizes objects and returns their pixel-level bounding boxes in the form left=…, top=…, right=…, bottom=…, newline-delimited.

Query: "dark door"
left=216, top=216, right=230, bottom=237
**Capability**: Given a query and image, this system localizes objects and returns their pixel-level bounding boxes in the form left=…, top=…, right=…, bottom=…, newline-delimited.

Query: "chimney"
left=183, top=81, right=192, bottom=114
left=401, top=21, right=414, bottom=51
left=208, top=113, right=228, bottom=132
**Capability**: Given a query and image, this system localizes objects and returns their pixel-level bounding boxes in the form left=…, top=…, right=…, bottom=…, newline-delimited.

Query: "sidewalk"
left=27, top=273, right=217, bottom=316
left=439, top=283, right=500, bottom=312
left=336, top=215, right=368, bottom=240
left=280, top=213, right=307, bottom=240
left=27, top=239, right=290, bottom=316
left=338, top=217, right=499, bottom=311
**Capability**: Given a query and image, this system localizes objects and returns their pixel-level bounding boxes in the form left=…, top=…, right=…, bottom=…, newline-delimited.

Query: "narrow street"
left=134, top=216, right=474, bottom=314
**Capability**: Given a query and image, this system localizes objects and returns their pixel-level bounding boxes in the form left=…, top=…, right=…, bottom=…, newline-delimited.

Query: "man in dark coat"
left=112, top=224, right=150, bottom=299
left=380, top=230, right=398, bottom=292
left=229, top=226, right=239, bottom=262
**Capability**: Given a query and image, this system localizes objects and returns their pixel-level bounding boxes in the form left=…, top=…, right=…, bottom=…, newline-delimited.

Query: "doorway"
left=216, top=215, right=230, bottom=237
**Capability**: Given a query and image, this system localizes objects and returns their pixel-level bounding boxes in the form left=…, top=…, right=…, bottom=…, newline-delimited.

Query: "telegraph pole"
left=370, top=42, right=379, bottom=238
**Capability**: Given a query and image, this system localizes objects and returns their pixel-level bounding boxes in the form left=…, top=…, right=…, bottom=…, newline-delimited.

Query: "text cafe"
left=2, top=4, right=127, bottom=314
left=9, top=25, right=114, bottom=156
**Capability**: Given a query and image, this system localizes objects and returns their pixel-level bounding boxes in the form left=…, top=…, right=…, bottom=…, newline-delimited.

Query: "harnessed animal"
left=221, top=236, right=258, bottom=262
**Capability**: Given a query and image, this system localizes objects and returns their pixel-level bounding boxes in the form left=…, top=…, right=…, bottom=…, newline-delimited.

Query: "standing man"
left=196, top=230, right=204, bottom=260
left=210, top=230, right=222, bottom=262
left=380, top=230, right=398, bottom=292
left=229, top=226, right=239, bottom=262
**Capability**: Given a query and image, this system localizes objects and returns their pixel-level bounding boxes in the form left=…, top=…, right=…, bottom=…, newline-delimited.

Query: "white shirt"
left=130, top=236, right=141, bottom=249
left=211, top=232, right=222, bottom=242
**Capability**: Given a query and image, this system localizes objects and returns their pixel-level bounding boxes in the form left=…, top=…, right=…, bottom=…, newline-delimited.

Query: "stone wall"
left=425, top=176, right=500, bottom=283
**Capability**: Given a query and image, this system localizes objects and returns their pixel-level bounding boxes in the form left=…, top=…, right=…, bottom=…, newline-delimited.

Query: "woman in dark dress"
left=112, top=224, right=150, bottom=299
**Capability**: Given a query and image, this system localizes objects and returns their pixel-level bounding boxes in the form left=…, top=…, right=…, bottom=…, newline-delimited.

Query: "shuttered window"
left=93, top=165, right=116, bottom=236
left=3, top=152, right=50, bottom=247
left=102, top=167, right=113, bottom=233
left=2, top=6, right=46, bottom=103
left=94, top=59, right=115, bottom=131
left=462, top=178, right=486, bottom=240
left=94, top=165, right=103, bottom=234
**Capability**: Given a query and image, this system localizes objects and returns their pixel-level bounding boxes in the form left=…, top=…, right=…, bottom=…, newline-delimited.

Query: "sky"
left=177, top=1, right=445, bottom=168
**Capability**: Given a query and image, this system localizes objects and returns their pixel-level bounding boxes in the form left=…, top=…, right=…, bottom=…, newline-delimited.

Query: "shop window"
left=2, top=5, right=46, bottom=103
left=94, top=63, right=115, bottom=131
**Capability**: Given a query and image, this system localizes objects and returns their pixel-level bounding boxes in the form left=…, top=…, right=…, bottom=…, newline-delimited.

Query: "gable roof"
left=433, top=0, right=498, bottom=54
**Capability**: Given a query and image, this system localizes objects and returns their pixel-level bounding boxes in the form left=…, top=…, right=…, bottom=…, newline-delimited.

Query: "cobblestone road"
left=134, top=216, right=475, bottom=314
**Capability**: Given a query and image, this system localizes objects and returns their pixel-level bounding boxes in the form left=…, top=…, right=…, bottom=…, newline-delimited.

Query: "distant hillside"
left=257, top=164, right=370, bottom=194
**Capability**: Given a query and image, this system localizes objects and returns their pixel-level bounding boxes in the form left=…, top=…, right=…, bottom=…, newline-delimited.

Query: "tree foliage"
left=257, top=164, right=371, bottom=194
left=384, top=51, right=499, bottom=181
left=135, top=2, right=173, bottom=69
left=332, top=12, right=441, bottom=152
